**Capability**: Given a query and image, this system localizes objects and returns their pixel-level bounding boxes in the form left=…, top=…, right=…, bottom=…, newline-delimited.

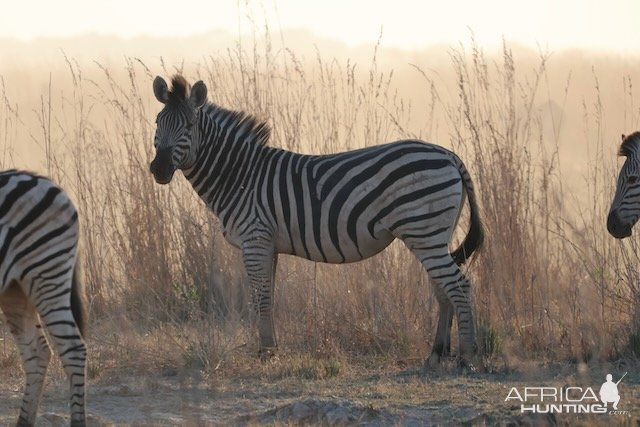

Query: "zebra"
left=0, top=170, right=86, bottom=426
left=150, top=75, right=484, bottom=368
left=608, top=132, right=640, bottom=239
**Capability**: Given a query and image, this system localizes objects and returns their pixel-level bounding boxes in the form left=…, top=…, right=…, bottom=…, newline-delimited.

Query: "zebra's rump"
left=0, top=171, right=79, bottom=291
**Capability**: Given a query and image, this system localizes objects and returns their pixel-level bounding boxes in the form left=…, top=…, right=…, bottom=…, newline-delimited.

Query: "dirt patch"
left=0, top=363, right=638, bottom=426
left=237, top=397, right=503, bottom=425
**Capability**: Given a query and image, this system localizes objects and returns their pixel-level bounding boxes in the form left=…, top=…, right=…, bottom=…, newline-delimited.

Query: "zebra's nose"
left=607, top=210, right=632, bottom=239
left=149, top=148, right=176, bottom=184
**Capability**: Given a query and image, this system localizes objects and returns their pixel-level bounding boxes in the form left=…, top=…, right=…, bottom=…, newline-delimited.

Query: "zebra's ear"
left=190, top=80, right=208, bottom=109
left=153, top=76, right=169, bottom=104
left=622, top=134, right=627, bottom=142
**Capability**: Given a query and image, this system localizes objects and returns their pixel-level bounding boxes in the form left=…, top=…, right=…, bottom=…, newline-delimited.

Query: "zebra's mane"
left=168, top=75, right=189, bottom=104
left=167, top=74, right=272, bottom=147
left=619, top=132, right=640, bottom=157
left=204, top=103, right=272, bottom=148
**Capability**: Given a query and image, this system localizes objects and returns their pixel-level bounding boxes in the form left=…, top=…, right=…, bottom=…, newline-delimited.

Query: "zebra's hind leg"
left=0, top=283, right=52, bottom=427
left=424, top=284, right=454, bottom=369
left=408, top=244, right=479, bottom=371
left=34, top=278, right=87, bottom=427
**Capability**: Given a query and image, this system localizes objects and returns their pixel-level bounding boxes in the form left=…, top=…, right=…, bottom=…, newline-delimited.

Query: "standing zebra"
left=150, top=75, right=484, bottom=368
left=608, top=132, right=640, bottom=239
left=0, top=171, right=86, bottom=426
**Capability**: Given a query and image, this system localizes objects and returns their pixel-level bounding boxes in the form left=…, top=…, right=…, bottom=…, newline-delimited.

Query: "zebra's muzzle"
left=150, top=155, right=177, bottom=185
left=607, top=210, right=632, bottom=239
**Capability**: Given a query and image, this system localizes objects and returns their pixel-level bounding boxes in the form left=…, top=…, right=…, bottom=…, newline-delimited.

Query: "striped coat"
left=0, top=170, right=86, bottom=426
left=151, top=75, right=483, bottom=368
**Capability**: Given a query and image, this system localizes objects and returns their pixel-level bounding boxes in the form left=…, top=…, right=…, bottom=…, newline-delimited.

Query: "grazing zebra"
left=0, top=171, right=86, bottom=426
left=150, top=75, right=484, bottom=368
left=608, top=132, right=640, bottom=239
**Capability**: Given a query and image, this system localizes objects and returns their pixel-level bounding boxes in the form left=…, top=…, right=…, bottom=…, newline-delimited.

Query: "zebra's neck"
left=183, top=103, right=273, bottom=217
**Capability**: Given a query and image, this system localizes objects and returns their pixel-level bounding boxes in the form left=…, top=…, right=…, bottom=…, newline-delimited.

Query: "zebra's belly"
left=279, top=228, right=395, bottom=264
left=337, top=231, right=396, bottom=263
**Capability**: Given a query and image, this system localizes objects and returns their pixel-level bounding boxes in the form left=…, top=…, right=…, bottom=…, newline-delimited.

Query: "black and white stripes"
left=0, top=170, right=86, bottom=426
left=151, top=75, right=484, bottom=367
left=608, top=132, right=640, bottom=239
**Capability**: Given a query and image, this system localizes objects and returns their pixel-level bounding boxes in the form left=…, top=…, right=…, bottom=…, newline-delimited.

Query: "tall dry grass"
left=0, top=31, right=639, bottom=377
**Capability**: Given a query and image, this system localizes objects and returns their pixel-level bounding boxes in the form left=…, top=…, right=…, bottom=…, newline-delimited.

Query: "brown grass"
left=0, top=30, right=639, bottom=381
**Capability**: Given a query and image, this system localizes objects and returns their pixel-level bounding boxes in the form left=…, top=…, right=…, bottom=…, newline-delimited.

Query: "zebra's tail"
left=70, top=258, right=87, bottom=338
left=450, top=157, right=484, bottom=266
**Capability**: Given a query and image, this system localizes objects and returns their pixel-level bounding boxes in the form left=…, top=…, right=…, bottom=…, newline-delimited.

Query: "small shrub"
left=478, top=322, right=503, bottom=358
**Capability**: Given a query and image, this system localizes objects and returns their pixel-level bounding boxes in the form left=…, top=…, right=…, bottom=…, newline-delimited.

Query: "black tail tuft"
left=70, top=260, right=87, bottom=338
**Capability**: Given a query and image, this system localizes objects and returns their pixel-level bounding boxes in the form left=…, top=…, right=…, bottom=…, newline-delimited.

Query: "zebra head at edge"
left=608, top=132, right=640, bottom=239
left=150, top=75, right=208, bottom=184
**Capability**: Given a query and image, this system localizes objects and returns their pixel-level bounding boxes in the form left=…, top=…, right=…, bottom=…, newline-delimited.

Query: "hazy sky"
left=2, top=0, right=639, bottom=53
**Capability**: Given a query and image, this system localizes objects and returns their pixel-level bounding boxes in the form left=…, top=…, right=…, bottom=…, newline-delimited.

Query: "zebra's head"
left=608, top=132, right=640, bottom=239
left=150, top=75, right=208, bottom=184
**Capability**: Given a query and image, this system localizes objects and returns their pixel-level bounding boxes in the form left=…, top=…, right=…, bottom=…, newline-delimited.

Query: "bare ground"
left=1, top=359, right=639, bottom=426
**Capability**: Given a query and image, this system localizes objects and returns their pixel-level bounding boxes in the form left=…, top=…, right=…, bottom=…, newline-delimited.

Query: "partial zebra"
left=608, top=132, right=640, bottom=239
left=0, top=171, right=86, bottom=426
left=150, top=75, right=484, bottom=368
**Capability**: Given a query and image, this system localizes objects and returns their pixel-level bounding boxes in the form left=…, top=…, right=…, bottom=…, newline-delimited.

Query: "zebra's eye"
left=629, top=175, right=638, bottom=185
left=185, top=122, right=193, bottom=130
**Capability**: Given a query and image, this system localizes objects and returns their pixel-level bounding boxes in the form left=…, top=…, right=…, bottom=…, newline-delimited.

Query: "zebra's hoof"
left=258, top=347, right=277, bottom=361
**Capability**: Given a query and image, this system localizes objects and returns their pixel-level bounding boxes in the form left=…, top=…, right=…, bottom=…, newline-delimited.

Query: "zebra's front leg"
left=242, top=239, right=278, bottom=359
